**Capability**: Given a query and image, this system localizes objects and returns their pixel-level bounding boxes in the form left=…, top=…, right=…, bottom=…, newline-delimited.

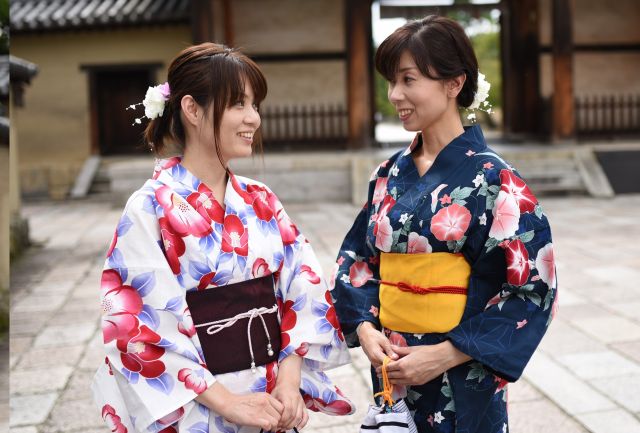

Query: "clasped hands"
left=198, top=354, right=308, bottom=432
left=357, top=321, right=471, bottom=386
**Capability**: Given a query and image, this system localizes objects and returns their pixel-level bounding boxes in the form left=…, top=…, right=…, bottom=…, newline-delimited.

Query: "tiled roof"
left=11, top=0, right=191, bottom=33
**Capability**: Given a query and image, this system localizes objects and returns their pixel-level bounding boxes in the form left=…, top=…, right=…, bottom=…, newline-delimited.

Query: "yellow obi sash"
left=379, top=252, right=471, bottom=334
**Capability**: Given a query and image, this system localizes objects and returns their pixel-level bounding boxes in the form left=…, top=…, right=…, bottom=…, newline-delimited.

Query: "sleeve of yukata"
left=447, top=169, right=558, bottom=382
left=331, top=180, right=382, bottom=347
left=271, top=193, right=351, bottom=369
left=99, top=192, right=216, bottom=431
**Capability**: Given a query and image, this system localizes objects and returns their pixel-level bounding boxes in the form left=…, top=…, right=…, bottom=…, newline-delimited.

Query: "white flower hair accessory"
left=126, top=82, right=171, bottom=125
left=465, top=71, right=492, bottom=123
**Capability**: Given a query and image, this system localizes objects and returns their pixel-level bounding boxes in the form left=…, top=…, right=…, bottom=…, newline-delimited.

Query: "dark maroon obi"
left=185, top=274, right=281, bottom=375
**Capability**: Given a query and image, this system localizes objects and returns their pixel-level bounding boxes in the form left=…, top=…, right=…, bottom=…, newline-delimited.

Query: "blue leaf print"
left=157, top=338, right=178, bottom=350
left=284, top=245, right=295, bottom=265
left=108, top=249, right=128, bottom=282
left=322, top=388, right=337, bottom=404
left=189, top=260, right=210, bottom=280
left=172, top=164, right=187, bottom=181
left=218, top=252, right=233, bottom=265
left=212, top=269, right=232, bottom=286
left=273, top=252, right=284, bottom=269
left=142, top=195, right=156, bottom=215
left=177, top=273, right=186, bottom=288
left=215, top=416, right=237, bottom=433
left=251, top=377, right=267, bottom=393
left=175, top=187, right=191, bottom=197
left=278, top=345, right=293, bottom=362
left=317, top=371, right=330, bottom=384
left=188, top=421, right=209, bottom=433
left=131, top=272, right=155, bottom=297
left=192, top=177, right=200, bottom=191
left=292, top=294, right=308, bottom=312
left=146, top=373, right=174, bottom=395
left=117, top=215, right=133, bottom=236
left=321, top=343, right=333, bottom=359
left=197, top=404, right=209, bottom=417
left=121, top=368, right=139, bottom=384
left=311, top=299, right=328, bottom=317
left=181, top=349, right=200, bottom=363
left=268, top=219, right=279, bottom=235
left=301, top=378, right=320, bottom=398
left=199, top=234, right=216, bottom=254
left=139, top=305, right=160, bottom=329
left=237, top=255, right=247, bottom=272
left=165, top=296, right=183, bottom=312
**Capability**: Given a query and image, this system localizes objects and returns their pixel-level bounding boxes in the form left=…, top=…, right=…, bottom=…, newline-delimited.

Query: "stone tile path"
left=8, top=194, right=640, bottom=432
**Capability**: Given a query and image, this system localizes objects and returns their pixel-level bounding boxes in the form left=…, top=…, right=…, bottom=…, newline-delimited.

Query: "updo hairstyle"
left=375, top=15, right=479, bottom=108
left=144, top=42, right=267, bottom=164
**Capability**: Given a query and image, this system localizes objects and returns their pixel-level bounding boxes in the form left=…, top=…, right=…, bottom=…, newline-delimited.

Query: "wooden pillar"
left=191, top=0, right=215, bottom=44
left=551, top=0, right=575, bottom=139
left=346, top=0, right=374, bottom=149
left=222, top=0, right=234, bottom=47
left=501, top=0, right=540, bottom=137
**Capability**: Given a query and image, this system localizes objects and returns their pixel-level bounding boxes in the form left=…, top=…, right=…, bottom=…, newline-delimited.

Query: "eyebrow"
left=398, top=67, right=418, bottom=73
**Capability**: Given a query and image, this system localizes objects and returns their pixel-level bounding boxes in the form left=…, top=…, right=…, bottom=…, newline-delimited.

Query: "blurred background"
left=4, top=1, right=640, bottom=432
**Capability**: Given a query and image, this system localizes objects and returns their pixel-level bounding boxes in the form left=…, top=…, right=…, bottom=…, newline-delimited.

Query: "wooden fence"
left=260, top=104, right=348, bottom=146
left=575, top=94, right=640, bottom=137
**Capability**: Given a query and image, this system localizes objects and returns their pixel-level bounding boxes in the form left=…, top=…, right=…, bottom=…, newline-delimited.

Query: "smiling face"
left=387, top=51, right=451, bottom=133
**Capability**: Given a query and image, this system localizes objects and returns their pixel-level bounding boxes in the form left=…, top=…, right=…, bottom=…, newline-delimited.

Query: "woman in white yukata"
left=92, top=43, right=354, bottom=433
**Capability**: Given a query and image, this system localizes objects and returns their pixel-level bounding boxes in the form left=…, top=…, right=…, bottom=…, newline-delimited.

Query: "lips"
left=397, top=108, right=413, bottom=121
left=237, top=131, right=254, bottom=142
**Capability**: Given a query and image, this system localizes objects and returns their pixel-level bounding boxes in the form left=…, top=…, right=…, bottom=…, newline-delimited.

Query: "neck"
left=181, top=141, right=229, bottom=190
left=420, top=109, right=465, bottom=157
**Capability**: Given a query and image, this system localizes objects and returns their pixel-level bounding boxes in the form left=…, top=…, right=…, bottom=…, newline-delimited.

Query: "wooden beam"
left=346, top=0, right=374, bottom=149
left=501, top=0, right=540, bottom=137
left=222, top=0, right=234, bottom=47
left=191, top=0, right=215, bottom=44
left=552, top=0, right=575, bottom=140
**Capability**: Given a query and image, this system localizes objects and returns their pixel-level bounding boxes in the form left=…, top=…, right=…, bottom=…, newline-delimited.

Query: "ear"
left=180, top=95, right=201, bottom=127
left=447, top=73, right=466, bottom=98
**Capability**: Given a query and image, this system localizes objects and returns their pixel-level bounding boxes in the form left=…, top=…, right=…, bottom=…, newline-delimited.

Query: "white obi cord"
left=195, top=304, right=279, bottom=373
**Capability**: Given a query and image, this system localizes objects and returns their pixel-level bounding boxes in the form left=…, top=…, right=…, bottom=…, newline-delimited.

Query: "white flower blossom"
left=473, top=173, right=485, bottom=187
left=479, top=213, right=487, bottom=225
left=143, top=84, right=169, bottom=119
left=434, top=412, right=444, bottom=424
left=340, top=274, right=350, bottom=284
left=390, top=165, right=400, bottom=177
left=399, top=213, right=409, bottom=224
left=469, top=72, right=491, bottom=110
left=467, top=112, right=476, bottom=121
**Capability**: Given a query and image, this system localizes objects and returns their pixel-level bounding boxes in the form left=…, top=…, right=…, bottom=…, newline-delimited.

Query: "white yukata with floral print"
left=92, top=157, right=354, bottom=433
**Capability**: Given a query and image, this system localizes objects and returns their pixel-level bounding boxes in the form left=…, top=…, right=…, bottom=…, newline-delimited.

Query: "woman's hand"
left=376, top=341, right=471, bottom=386
left=196, top=382, right=283, bottom=431
left=357, top=322, right=398, bottom=368
left=272, top=354, right=308, bottom=431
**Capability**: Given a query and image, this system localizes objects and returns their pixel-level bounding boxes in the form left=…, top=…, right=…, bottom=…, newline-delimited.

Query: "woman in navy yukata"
left=331, top=16, right=557, bottom=433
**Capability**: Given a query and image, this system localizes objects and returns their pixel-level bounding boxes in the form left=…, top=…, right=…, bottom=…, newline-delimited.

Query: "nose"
left=245, top=106, right=261, bottom=128
left=388, top=83, right=403, bottom=105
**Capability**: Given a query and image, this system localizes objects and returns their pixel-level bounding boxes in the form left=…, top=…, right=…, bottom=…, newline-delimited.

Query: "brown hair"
left=144, top=42, right=267, bottom=165
left=375, top=15, right=478, bottom=108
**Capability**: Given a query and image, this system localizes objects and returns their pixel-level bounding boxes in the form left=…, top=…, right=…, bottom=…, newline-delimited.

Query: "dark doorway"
left=84, top=64, right=161, bottom=155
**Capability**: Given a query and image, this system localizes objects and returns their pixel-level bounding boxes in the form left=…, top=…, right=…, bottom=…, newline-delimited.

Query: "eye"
left=252, top=103, right=259, bottom=111
left=404, top=76, right=414, bottom=84
left=235, top=100, right=245, bottom=107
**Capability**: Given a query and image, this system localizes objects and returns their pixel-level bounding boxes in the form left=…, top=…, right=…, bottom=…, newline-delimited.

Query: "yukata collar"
left=153, top=155, right=236, bottom=197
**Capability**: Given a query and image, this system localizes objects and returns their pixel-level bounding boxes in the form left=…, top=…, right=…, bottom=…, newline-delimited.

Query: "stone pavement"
left=8, top=194, right=640, bottom=432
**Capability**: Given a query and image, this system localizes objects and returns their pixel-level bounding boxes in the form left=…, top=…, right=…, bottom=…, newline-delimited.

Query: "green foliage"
left=0, top=0, right=8, bottom=54
left=375, top=71, right=396, bottom=119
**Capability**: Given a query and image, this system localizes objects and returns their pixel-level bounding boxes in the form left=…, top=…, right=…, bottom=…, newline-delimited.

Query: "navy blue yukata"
left=331, top=126, right=558, bottom=433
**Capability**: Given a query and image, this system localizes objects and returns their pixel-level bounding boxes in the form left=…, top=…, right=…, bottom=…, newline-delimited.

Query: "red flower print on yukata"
left=303, top=387, right=353, bottom=415
left=102, top=404, right=128, bottom=433
left=348, top=261, right=373, bottom=288
left=374, top=216, right=393, bottom=252
left=489, top=191, right=520, bottom=241
left=156, top=407, right=185, bottom=428
left=155, top=185, right=212, bottom=238
left=300, top=265, right=321, bottom=284
left=265, top=361, right=278, bottom=393
left=106, top=229, right=117, bottom=258
left=152, top=156, right=180, bottom=180
left=372, top=176, right=389, bottom=205
left=268, top=198, right=298, bottom=245
left=159, top=217, right=185, bottom=275
left=430, top=203, right=472, bottom=241
left=500, top=170, right=537, bottom=213
left=296, top=342, right=310, bottom=356
left=231, top=177, right=276, bottom=222
left=101, top=270, right=143, bottom=344
left=279, top=298, right=297, bottom=349
left=504, top=239, right=530, bottom=286
left=407, top=232, right=432, bottom=253
left=535, top=243, right=556, bottom=288
left=177, top=368, right=208, bottom=394
left=323, top=291, right=344, bottom=340
left=252, top=258, right=270, bottom=277
left=221, top=214, right=249, bottom=256
left=374, top=195, right=396, bottom=236
left=186, top=183, right=224, bottom=225
left=117, top=325, right=166, bottom=378
left=177, top=307, right=196, bottom=338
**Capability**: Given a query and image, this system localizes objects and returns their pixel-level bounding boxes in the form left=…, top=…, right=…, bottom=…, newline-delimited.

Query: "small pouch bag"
left=360, top=357, right=418, bottom=433
left=185, top=274, right=281, bottom=374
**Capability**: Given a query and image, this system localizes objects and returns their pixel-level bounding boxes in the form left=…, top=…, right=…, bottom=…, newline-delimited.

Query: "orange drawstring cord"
left=373, top=356, right=395, bottom=408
